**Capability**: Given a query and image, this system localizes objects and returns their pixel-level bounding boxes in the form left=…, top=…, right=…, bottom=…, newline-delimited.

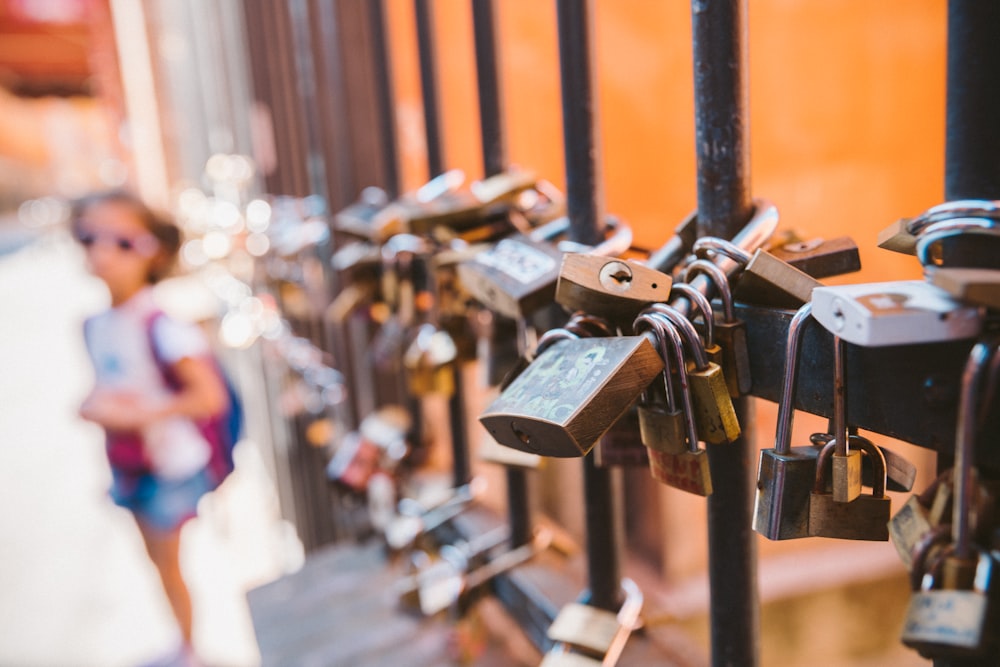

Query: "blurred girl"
left=74, top=190, right=227, bottom=665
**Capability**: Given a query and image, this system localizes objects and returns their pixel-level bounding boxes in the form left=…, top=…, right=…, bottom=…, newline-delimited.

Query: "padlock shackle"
left=671, top=283, right=715, bottom=348
left=905, top=198, right=1000, bottom=236
left=563, top=312, right=616, bottom=338
left=909, top=522, right=953, bottom=591
left=633, top=313, right=677, bottom=413
left=832, top=336, right=849, bottom=458
left=683, top=258, right=736, bottom=323
left=648, top=312, right=701, bottom=452
left=774, top=303, right=813, bottom=454
left=953, top=339, right=997, bottom=560
left=556, top=214, right=633, bottom=257
left=692, top=236, right=752, bottom=266
left=645, top=303, right=710, bottom=370
left=915, top=218, right=1000, bottom=267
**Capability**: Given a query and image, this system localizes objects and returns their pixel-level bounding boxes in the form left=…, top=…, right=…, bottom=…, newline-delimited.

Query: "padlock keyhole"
left=599, top=260, right=634, bottom=293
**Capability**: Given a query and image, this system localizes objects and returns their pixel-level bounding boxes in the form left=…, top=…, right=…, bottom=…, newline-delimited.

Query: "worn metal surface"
left=691, top=1, right=760, bottom=664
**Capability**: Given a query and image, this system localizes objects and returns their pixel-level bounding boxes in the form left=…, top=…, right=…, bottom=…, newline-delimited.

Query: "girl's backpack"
left=147, top=311, right=244, bottom=488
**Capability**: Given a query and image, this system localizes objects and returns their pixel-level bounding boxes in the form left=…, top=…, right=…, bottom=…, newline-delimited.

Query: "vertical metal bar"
left=368, top=0, right=401, bottom=198
left=472, top=0, right=506, bottom=177
left=287, top=0, right=329, bottom=201
left=412, top=0, right=470, bottom=487
left=556, top=0, right=606, bottom=247
left=472, top=0, right=531, bottom=548
left=556, top=0, right=619, bottom=612
left=936, top=5, right=1000, bottom=666
left=415, top=0, right=445, bottom=179
left=945, top=1, right=1000, bottom=201
left=691, top=1, right=759, bottom=665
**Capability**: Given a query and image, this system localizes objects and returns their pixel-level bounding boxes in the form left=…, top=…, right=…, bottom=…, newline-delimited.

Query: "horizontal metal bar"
left=738, top=303, right=998, bottom=469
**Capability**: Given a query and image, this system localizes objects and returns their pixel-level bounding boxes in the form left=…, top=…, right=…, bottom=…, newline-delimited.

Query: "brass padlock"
left=646, top=303, right=739, bottom=444
left=403, top=323, right=458, bottom=397
left=829, top=336, right=862, bottom=504
left=808, top=434, right=891, bottom=541
left=543, top=578, right=643, bottom=666
left=693, top=235, right=821, bottom=308
left=683, top=258, right=751, bottom=396
left=809, top=431, right=918, bottom=493
left=902, top=338, right=999, bottom=659
left=555, top=254, right=673, bottom=322
left=479, top=335, right=663, bottom=457
left=902, top=549, right=996, bottom=659
left=753, top=304, right=822, bottom=540
left=640, top=312, right=712, bottom=495
left=633, top=312, right=686, bottom=454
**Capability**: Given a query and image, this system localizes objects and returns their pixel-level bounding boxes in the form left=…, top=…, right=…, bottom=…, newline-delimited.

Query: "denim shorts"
left=110, top=467, right=212, bottom=532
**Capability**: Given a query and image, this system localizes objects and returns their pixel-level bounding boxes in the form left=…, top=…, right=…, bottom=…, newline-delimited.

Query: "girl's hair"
left=71, top=189, right=182, bottom=284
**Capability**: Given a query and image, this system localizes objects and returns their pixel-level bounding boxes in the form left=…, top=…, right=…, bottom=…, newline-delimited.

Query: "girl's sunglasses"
left=75, top=230, right=160, bottom=257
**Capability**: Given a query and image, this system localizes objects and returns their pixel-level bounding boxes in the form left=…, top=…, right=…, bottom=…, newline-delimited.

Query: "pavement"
left=0, top=224, right=298, bottom=667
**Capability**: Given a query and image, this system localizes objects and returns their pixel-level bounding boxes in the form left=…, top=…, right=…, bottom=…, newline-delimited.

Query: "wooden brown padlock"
left=555, top=253, right=673, bottom=322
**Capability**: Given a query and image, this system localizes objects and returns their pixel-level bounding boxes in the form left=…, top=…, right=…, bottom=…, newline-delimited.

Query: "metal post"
left=368, top=0, right=401, bottom=198
left=939, top=0, right=1000, bottom=270
left=472, top=0, right=532, bottom=547
left=556, top=0, right=619, bottom=612
left=691, top=1, right=759, bottom=665
left=412, top=0, right=471, bottom=487
left=936, top=4, right=1000, bottom=666
left=415, top=0, right=445, bottom=178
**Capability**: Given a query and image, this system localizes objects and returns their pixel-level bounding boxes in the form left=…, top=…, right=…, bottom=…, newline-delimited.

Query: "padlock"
left=543, top=578, right=643, bottom=666
left=901, top=338, right=1000, bottom=661
left=808, top=423, right=891, bottom=540
left=692, top=236, right=820, bottom=309
left=594, top=407, right=649, bottom=468
left=645, top=303, right=739, bottom=444
left=457, top=233, right=565, bottom=320
left=753, top=304, right=822, bottom=540
left=479, top=334, right=663, bottom=457
left=403, top=323, right=458, bottom=396
left=682, top=258, right=751, bottom=397
left=555, top=253, right=673, bottom=322
left=640, top=312, right=712, bottom=496
left=766, top=235, right=862, bottom=279
left=332, top=186, right=394, bottom=240
left=736, top=248, right=823, bottom=309
left=809, top=431, right=917, bottom=493
left=928, top=267, right=1000, bottom=311
left=811, top=279, right=982, bottom=347
left=633, top=312, right=686, bottom=454
left=670, top=282, right=722, bottom=370
left=889, top=493, right=935, bottom=568
left=901, top=549, right=997, bottom=659
left=469, top=168, right=538, bottom=206
left=497, top=311, right=613, bottom=391
left=829, top=336, right=862, bottom=503
left=876, top=218, right=918, bottom=256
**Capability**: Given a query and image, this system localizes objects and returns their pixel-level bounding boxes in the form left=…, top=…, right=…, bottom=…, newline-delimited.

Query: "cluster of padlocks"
left=155, top=0, right=1000, bottom=663
left=209, top=158, right=1000, bottom=662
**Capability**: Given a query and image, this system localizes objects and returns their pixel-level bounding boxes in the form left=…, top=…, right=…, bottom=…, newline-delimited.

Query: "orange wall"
left=387, top=0, right=944, bottom=282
